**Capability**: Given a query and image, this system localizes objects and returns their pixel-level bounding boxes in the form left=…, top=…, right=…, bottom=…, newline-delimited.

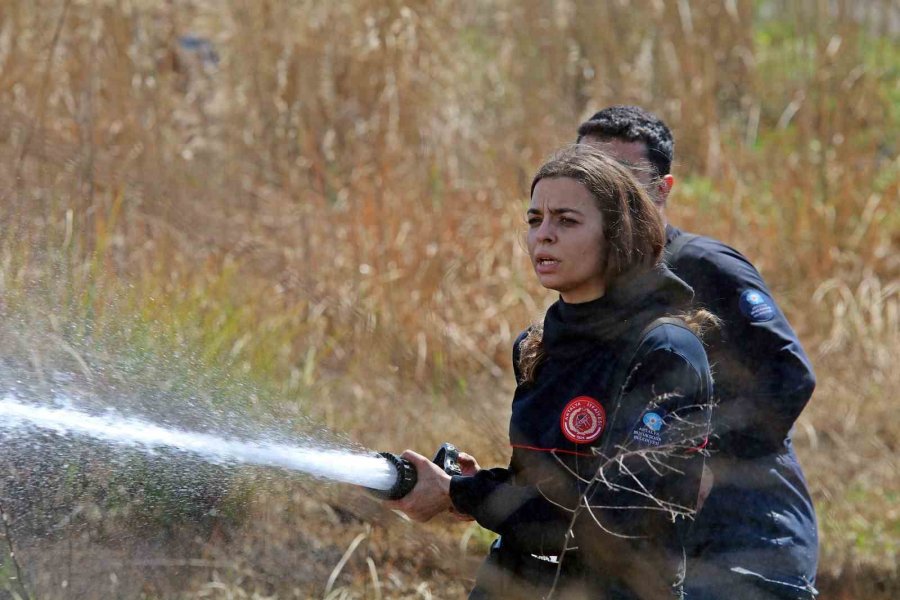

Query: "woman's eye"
left=527, top=217, right=541, bottom=227
left=559, top=217, right=576, bottom=225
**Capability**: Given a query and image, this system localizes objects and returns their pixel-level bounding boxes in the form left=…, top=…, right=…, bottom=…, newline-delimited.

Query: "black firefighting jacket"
left=450, top=266, right=712, bottom=598
left=665, top=226, right=819, bottom=599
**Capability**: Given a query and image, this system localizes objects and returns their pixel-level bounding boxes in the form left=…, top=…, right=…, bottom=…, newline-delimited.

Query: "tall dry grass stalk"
left=0, top=0, right=897, bottom=597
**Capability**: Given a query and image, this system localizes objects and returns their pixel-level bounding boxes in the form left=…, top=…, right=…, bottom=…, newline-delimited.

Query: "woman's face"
left=527, top=177, right=606, bottom=304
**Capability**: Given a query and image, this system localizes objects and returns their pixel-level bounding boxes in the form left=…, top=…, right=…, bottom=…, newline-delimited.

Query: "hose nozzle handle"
left=432, top=442, right=463, bottom=476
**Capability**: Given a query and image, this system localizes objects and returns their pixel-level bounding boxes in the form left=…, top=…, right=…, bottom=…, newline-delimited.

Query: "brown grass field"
left=0, top=0, right=897, bottom=598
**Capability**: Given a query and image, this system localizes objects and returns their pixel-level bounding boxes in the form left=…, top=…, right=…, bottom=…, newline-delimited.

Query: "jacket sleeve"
left=448, top=329, right=573, bottom=555
left=449, top=460, right=573, bottom=555
left=671, top=238, right=816, bottom=453
left=585, top=338, right=711, bottom=539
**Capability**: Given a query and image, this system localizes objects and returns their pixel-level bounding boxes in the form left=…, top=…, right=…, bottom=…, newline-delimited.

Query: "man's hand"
left=384, top=450, right=452, bottom=522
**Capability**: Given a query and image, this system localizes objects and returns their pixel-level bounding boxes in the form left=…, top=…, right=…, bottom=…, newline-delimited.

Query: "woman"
left=389, top=145, right=714, bottom=599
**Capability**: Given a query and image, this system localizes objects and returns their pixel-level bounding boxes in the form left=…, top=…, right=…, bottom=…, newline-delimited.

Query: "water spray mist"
left=0, top=396, right=461, bottom=499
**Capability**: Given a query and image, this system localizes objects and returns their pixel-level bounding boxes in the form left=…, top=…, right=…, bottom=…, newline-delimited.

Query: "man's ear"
left=657, top=174, right=675, bottom=205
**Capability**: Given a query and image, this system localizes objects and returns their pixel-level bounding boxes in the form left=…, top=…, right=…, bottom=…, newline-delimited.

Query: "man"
left=577, top=106, right=819, bottom=599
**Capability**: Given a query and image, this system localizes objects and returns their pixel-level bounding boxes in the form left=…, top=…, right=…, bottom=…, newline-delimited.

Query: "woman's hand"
left=447, top=451, right=481, bottom=521
left=384, top=450, right=453, bottom=522
left=457, top=451, right=481, bottom=476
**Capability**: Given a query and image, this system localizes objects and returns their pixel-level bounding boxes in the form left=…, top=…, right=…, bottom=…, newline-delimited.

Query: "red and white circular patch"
left=560, top=396, right=606, bottom=444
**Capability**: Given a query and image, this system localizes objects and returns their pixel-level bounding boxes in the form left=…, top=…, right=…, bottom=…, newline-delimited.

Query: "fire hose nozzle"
left=375, top=451, right=418, bottom=500
left=373, top=443, right=463, bottom=500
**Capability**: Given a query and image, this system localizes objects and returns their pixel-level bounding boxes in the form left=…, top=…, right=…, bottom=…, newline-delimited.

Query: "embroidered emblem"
left=560, top=396, right=606, bottom=444
left=642, top=411, right=664, bottom=431
left=633, top=410, right=665, bottom=446
left=739, top=289, right=775, bottom=322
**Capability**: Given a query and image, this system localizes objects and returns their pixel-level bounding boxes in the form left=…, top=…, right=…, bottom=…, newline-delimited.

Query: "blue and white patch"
left=739, top=289, right=776, bottom=322
left=642, top=411, right=664, bottom=431
left=633, top=411, right=665, bottom=446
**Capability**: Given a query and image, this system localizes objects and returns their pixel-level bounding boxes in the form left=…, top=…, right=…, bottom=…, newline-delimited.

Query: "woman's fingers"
left=385, top=450, right=453, bottom=522
left=399, top=449, right=428, bottom=465
left=457, top=452, right=481, bottom=476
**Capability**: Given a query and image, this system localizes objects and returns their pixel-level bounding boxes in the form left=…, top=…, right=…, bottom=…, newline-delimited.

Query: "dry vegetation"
left=0, top=0, right=897, bottom=598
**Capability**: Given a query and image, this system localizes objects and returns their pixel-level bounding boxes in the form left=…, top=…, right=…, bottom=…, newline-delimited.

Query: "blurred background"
left=0, top=0, right=897, bottom=598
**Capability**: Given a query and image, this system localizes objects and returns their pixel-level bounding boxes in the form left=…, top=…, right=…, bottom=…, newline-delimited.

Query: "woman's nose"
left=537, top=221, right=556, bottom=243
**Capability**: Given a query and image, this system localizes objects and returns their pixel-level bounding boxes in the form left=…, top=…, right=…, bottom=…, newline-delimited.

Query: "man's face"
left=579, top=135, right=673, bottom=218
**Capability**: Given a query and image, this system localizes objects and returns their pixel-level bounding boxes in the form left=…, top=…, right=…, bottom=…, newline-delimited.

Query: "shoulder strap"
left=664, top=232, right=699, bottom=265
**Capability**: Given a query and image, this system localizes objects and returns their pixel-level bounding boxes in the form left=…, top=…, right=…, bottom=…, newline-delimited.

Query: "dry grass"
left=0, top=0, right=898, bottom=598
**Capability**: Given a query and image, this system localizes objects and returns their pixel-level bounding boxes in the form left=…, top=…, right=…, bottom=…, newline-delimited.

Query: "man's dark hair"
left=576, top=106, right=674, bottom=177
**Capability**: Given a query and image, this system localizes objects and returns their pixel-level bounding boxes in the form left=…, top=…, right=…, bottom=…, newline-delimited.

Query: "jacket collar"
left=542, top=265, right=693, bottom=357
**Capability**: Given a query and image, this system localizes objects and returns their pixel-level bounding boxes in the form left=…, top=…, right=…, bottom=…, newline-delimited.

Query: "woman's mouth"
left=535, top=257, right=560, bottom=273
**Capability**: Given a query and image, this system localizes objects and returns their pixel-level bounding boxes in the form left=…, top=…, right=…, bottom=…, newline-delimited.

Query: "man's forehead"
left=579, top=135, right=649, bottom=167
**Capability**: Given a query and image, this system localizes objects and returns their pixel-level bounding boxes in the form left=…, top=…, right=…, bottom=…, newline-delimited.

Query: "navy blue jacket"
left=665, top=226, right=819, bottom=599
left=451, top=267, right=713, bottom=598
